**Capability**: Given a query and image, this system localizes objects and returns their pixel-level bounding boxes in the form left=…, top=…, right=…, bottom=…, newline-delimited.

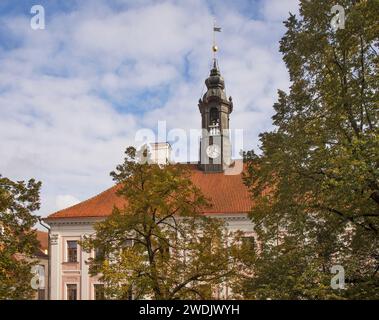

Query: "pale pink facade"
left=47, top=218, right=103, bottom=300
left=46, top=215, right=254, bottom=300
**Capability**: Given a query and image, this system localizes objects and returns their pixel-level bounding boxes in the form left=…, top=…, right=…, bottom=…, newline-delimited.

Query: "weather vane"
left=212, top=19, right=222, bottom=59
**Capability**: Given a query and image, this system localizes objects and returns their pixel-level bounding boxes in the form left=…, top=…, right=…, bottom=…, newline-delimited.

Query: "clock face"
left=206, top=144, right=221, bottom=159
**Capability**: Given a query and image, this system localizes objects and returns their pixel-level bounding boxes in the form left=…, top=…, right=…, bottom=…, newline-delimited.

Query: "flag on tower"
left=214, top=26, right=222, bottom=32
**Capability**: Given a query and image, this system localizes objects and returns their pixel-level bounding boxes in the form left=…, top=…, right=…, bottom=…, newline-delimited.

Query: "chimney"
left=149, top=142, right=171, bottom=165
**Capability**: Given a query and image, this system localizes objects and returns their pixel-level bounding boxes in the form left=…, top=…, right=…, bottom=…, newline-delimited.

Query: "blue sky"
left=0, top=0, right=300, bottom=217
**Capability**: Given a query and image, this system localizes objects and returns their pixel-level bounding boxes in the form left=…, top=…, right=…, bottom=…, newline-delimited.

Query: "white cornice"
left=44, top=217, right=104, bottom=227
left=205, top=213, right=250, bottom=222
left=44, top=213, right=250, bottom=226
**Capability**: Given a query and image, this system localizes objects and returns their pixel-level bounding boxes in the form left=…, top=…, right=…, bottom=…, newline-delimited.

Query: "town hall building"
left=44, top=58, right=255, bottom=300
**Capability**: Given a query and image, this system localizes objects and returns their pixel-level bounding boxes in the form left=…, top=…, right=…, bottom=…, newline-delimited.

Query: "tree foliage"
left=241, top=0, right=379, bottom=299
left=82, top=147, right=244, bottom=300
left=0, top=176, right=41, bottom=299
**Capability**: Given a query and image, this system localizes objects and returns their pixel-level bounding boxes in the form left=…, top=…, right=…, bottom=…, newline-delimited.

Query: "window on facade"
left=38, top=289, right=45, bottom=300
left=120, top=285, right=133, bottom=300
left=121, top=239, right=134, bottom=255
left=94, top=247, right=104, bottom=259
left=159, top=241, right=170, bottom=260
left=123, top=239, right=133, bottom=247
left=0, top=225, right=4, bottom=247
left=67, top=284, right=77, bottom=300
left=242, top=236, right=255, bottom=250
left=37, top=265, right=46, bottom=289
left=127, top=286, right=133, bottom=300
left=67, top=241, right=78, bottom=262
left=94, top=284, right=105, bottom=300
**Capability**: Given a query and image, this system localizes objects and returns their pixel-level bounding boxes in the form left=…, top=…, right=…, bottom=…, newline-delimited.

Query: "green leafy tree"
left=82, top=147, right=243, bottom=300
left=241, top=0, right=379, bottom=299
left=0, top=176, right=41, bottom=299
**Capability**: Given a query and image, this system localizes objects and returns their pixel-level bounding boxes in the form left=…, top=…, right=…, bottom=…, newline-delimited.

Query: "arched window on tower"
left=209, top=108, right=220, bottom=136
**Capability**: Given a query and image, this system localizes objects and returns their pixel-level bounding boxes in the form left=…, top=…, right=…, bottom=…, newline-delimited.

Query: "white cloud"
left=260, top=0, right=300, bottom=22
left=56, top=195, right=81, bottom=210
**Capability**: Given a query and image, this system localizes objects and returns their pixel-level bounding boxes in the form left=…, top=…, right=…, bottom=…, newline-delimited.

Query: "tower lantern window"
left=210, top=108, right=219, bottom=125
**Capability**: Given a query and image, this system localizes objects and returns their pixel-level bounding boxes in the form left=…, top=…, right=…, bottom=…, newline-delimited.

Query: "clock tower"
left=198, top=58, right=233, bottom=173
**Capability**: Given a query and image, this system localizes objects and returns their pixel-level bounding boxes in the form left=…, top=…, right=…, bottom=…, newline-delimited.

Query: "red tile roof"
left=46, top=164, right=252, bottom=220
